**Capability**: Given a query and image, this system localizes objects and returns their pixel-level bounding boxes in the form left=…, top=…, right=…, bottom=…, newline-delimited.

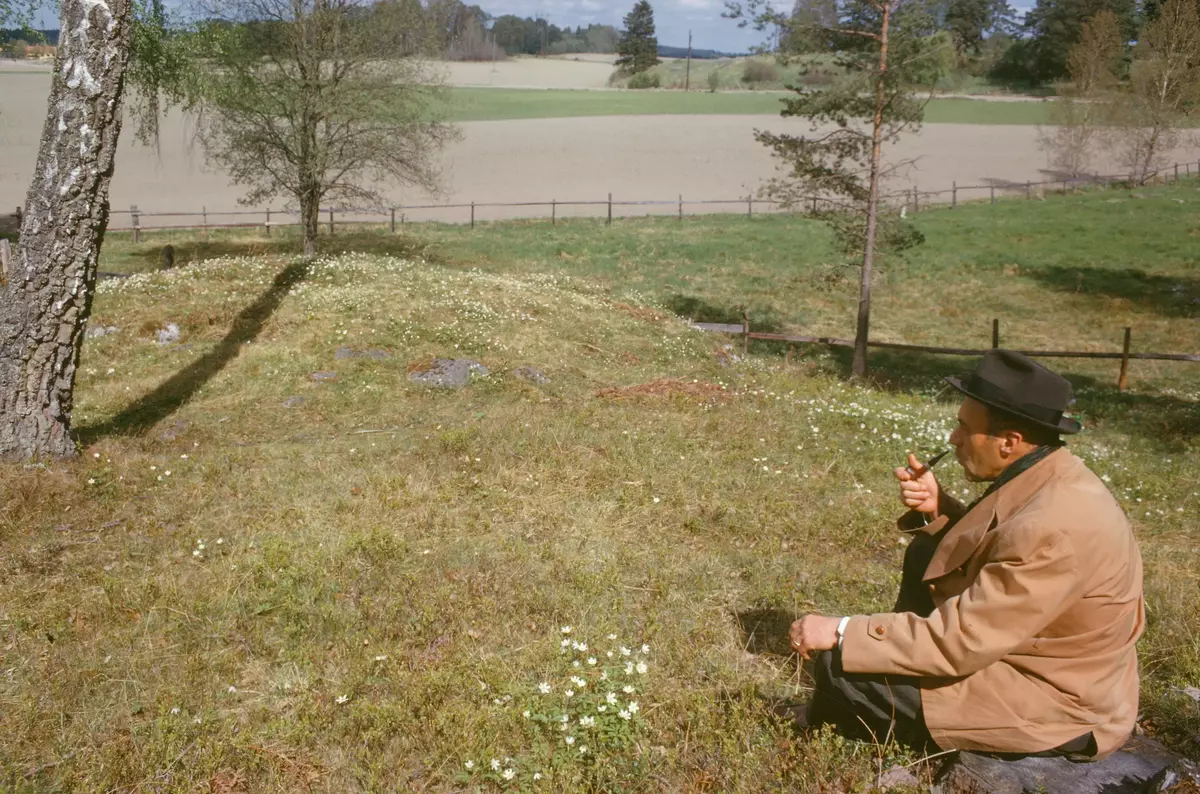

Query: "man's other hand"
left=895, top=453, right=940, bottom=516
left=789, top=614, right=841, bottom=660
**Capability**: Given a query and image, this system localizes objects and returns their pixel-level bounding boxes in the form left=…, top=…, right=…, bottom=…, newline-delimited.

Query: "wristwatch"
left=836, top=616, right=851, bottom=649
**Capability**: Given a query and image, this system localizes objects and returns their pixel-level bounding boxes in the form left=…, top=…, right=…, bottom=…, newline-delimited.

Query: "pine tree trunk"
left=0, top=0, right=133, bottom=460
left=852, top=0, right=892, bottom=380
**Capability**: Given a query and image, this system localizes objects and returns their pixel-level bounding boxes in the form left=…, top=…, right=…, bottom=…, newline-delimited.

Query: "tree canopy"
left=616, top=1, right=660, bottom=74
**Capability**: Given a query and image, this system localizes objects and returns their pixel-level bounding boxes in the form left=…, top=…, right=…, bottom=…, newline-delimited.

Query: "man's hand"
left=894, top=453, right=940, bottom=516
left=789, top=615, right=841, bottom=660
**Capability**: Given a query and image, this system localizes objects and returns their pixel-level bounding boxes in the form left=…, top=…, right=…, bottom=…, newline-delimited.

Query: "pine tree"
left=616, top=1, right=660, bottom=74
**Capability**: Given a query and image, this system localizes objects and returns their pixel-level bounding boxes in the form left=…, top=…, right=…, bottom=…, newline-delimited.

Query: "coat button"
left=874, top=626, right=885, bottom=636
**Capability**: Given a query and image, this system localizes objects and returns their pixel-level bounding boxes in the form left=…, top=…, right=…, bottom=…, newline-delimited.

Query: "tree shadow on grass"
left=1023, top=265, right=1199, bottom=320
left=76, top=260, right=310, bottom=445
left=663, top=293, right=786, bottom=333
left=735, top=606, right=800, bottom=660
left=111, top=230, right=440, bottom=276
left=815, top=347, right=1199, bottom=448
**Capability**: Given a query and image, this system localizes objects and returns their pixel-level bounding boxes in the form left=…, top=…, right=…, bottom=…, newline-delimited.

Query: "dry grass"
left=0, top=199, right=1197, bottom=790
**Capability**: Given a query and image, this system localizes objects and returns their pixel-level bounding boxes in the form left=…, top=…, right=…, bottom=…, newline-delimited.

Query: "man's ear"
left=998, top=430, right=1024, bottom=456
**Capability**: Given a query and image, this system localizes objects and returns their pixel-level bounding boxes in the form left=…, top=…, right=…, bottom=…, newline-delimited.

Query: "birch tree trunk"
left=0, top=0, right=133, bottom=460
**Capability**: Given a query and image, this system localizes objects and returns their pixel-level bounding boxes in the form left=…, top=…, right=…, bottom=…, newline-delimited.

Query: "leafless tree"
left=1036, top=11, right=1122, bottom=178
left=1104, top=0, right=1200, bottom=184
left=183, top=0, right=459, bottom=257
left=0, top=0, right=134, bottom=459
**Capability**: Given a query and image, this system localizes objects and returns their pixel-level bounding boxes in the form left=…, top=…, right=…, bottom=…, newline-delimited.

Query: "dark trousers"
left=808, top=527, right=1096, bottom=758
left=806, top=528, right=942, bottom=749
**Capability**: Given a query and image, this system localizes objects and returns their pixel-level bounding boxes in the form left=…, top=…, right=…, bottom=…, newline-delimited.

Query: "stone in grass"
left=408, top=358, right=488, bottom=389
left=335, top=346, right=392, bottom=361
left=874, top=764, right=920, bottom=791
left=933, top=736, right=1182, bottom=794
left=311, top=371, right=338, bottom=382
left=281, top=396, right=306, bottom=408
left=86, top=325, right=121, bottom=339
left=156, top=323, right=181, bottom=346
left=513, top=365, right=550, bottom=385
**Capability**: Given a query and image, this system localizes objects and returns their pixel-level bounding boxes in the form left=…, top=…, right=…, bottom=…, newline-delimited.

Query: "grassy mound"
left=2, top=191, right=1198, bottom=789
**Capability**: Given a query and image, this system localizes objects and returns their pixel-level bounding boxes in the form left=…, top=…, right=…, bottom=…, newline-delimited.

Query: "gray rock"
left=875, top=764, right=919, bottom=791
left=158, top=419, right=189, bottom=442
left=281, top=396, right=306, bottom=408
left=408, top=358, right=489, bottom=389
left=310, top=371, right=338, bottom=382
left=156, top=323, right=181, bottom=346
left=934, top=736, right=1181, bottom=794
left=336, top=346, right=392, bottom=361
left=86, top=325, right=120, bottom=339
left=1145, top=758, right=1200, bottom=792
left=513, top=365, right=550, bottom=385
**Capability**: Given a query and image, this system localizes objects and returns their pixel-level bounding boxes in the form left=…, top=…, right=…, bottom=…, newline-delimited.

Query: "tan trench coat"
left=841, top=448, right=1145, bottom=756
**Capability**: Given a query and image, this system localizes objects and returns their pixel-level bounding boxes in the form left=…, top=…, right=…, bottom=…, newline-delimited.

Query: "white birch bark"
left=0, top=0, right=133, bottom=459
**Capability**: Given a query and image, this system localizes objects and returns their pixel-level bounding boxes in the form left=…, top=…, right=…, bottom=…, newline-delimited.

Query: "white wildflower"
left=623, top=685, right=635, bottom=694
left=629, top=701, right=640, bottom=714
left=464, top=760, right=474, bottom=770
left=336, top=694, right=349, bottom=705
left=502, top=769, right=515, bottom=781
left=619, top=709, right=631, bottom=720
left=587, top=657, right=597, bottom=666
left=565, top=736, right=575, bottom=745
left=579, top=716, right=595, bottom=727
left=538, top=682, right=551, bottom=694
left=620, top=646, right=631, bottom=656
left=564, top=690, right=574, bottom=698
left=561, top=626, right=572, bottom=634
left=523, top=709, right=531, bottom=718
left=491, top=759, right=501, bottom=771
left=606, top=692, right=618, bottom=705
left=636, top=662, right=648, bottom=675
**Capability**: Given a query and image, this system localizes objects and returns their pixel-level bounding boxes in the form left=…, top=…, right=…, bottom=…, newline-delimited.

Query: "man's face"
left=949, top=397, right=1008, bottom=482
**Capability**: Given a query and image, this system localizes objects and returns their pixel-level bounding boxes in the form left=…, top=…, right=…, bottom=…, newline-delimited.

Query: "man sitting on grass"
left=788, top=350, right=1145, bottom=759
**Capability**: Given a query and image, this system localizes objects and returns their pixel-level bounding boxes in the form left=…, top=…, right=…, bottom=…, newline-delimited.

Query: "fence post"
left=990, top=184, right=995, bottom=205
left=470, top=202, right=475, bottom=229
left=0, top=238, right=10, bottom=287
left=1174, top=163, right=1179, bottom=182
left=131, top=205, right=140, bottom=243
left=202, top=206, right=208, bottom=239
left=952, top=181, right=957, bottom=209
left=992, top=318, right=1000, bottom=349
left=678, top=194, right=683, bottom=221
left=390, top=207, right=396, bottom=233
left=914, top=186, right=919, bottom=213
left=810, top=195, right=817, bottom=214
left=1118, top=328, right=1132, bottom=391
left=1025, top=182, right=1032, bottom=200
left=14, top=205, right=22, bottom=227
left=742, top=310, right=750, bottom=357
left=607, top=193, right=612, bottom=226
left=328, top=208, right=334, bottom=235
left=747, top=194, right=753, bottom=218
left=265, top=208, right=271, bottom=236
left=552, top=199, right=556, bottom=225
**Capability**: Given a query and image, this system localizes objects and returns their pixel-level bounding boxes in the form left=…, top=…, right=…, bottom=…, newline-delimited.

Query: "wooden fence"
left=9, top=160, right=1198, bottom=240
left=694, top=316, right=1199, bottom=391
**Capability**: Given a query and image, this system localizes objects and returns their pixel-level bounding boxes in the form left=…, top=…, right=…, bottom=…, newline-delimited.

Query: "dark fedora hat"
left=946, top=349, right=1082, bottom=435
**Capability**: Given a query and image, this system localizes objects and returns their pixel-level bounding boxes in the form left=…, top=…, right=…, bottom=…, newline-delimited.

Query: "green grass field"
left=446, top=87, right=1057, bottom=124
left=2, top=185, right=1197, bottom=790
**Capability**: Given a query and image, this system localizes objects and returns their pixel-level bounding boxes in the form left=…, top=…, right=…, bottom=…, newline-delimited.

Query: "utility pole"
left=685, top=29, right=693, bottom=91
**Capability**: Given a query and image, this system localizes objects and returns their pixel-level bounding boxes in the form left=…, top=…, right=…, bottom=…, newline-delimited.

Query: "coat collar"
left=922, top=447, right=1074, bottom=582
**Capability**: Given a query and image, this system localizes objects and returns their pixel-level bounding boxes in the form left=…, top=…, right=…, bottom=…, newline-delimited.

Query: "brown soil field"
left=2, top=69, right=1197, bottom=229
left=444, top=54, right=616, bottom=89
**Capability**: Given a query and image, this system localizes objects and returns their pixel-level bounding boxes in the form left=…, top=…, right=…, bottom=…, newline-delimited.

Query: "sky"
left=27, top=0, right=1038, bottom=53
left=480, top=0, right=766, bottom=52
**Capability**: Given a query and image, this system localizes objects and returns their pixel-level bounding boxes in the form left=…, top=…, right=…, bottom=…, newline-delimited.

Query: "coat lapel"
left=921, top=448, right=1072, bottom=583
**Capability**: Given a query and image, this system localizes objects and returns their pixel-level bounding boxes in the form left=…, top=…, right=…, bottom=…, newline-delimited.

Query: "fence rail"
left=10, top=160, right=1196, bottom=239
left=695, top=317, right=1198, bottom=391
